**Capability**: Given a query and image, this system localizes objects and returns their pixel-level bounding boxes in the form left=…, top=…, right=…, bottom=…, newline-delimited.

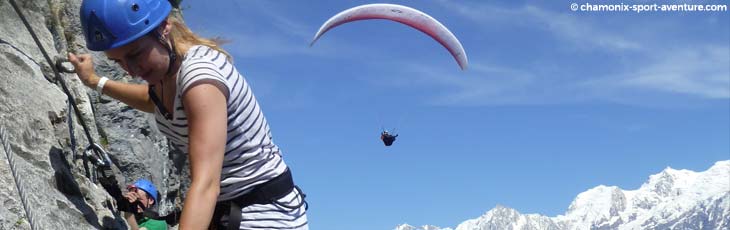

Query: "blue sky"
left=182, top=1, right=729, bottom=229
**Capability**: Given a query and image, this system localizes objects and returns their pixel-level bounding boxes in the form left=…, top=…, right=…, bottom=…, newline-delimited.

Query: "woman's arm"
left=68, top=53, right=155, bottom=112
left=177, top=82, right=228, bottom=229
left=94, top=78, right=155, bottom=113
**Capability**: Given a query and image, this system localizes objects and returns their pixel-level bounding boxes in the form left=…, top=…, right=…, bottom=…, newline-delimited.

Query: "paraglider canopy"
left=310, top=3, right=468, bottom=70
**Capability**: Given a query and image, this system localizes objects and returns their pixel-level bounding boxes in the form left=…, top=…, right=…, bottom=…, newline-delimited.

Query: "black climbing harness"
left=211, top=168, right=308, bottom=230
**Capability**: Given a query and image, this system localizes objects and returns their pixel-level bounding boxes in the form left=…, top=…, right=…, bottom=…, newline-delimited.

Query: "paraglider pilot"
left=380, top=131, right=398, bottom=146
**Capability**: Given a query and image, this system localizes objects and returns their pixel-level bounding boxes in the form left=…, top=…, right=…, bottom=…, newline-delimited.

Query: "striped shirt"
left=154, top=45, right=288, bottom=201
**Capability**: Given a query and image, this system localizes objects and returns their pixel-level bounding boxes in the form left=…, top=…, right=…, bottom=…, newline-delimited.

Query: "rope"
left=8, top=0, right=97, bottom=148
left=67, top=100, right=78, bottom=159
left=392, top=109, right=410, bottom=135
left=0, top=126, right=38, bottom=230
left=0, top=38, right=52, bottom=82
left=8, top=0, right=111, bottom=181
left=5, top=2, right=118, bottom=227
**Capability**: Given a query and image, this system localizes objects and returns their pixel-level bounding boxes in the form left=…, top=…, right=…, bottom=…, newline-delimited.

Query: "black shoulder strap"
left=148, top=85, right=172, bottom=120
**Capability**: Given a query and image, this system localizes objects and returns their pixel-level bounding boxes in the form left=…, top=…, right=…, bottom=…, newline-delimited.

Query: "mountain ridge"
left=396, top=160, right=730, bottom=230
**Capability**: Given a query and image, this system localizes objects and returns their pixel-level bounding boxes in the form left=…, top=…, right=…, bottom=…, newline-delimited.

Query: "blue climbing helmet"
left=79, top=0, right=172, bottom=51
left=133, top=179, right=159, bottom=203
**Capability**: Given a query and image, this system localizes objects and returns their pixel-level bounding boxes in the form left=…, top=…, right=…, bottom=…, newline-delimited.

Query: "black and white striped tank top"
left=154, top=45, right=288, bottom=201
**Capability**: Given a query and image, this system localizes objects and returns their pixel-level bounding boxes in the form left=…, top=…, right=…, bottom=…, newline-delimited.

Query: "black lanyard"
left=148, top=85, right=172, bottom=120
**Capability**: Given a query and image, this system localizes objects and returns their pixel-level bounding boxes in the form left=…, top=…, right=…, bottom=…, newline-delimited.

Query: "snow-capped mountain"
left=395, top=160, right=730, bottom=230
left=394, top=224, right=453, bottom=230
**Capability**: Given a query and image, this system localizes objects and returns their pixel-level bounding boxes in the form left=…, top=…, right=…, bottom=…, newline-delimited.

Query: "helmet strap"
left=148, top=30, right=178, bottom=121
left=153, top=30, right=178, bottom=79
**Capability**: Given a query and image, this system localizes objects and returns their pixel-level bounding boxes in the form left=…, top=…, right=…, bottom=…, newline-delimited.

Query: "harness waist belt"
left=213, top=168, right=295, bottom=230
left=230, top=168, right=294, bottom=207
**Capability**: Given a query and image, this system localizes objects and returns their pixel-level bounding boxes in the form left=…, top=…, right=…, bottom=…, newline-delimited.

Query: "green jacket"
left=138, top=217, right=167, bottom=230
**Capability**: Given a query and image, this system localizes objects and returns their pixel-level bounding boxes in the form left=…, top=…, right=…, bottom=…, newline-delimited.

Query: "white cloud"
left=522, top=6, right=642, bottom=51
left=435, top=1, right=642, bottom=51
left=245, top=1, right=314, bottom=40
left=586, top=45, right=730, bottom=99
left=191, top=1, right=729, bottom=107
left=197, top=1, right=384, bottom=59
left=424, top=1, right=729, bottom=106
left=383, top=61, right=548, bottom=106
left=374, top=45, right=729, bottom=107
left=188, top=0, right=323, bottom=58
left=411, top=44, right=730, bottom=106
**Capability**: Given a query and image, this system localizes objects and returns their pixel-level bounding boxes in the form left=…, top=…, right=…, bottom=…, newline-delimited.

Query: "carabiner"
left=55, top=57, right=76, bottom=73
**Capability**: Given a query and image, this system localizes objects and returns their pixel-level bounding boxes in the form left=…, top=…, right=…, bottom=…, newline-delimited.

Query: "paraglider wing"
left=310, top=3, right=468, bottom=70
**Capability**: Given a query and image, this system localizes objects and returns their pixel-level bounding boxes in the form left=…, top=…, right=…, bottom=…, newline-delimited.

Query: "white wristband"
left=96, top=77, right=109, bottom=94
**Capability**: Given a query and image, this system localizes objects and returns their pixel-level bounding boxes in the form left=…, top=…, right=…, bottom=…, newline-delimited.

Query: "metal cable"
left=0, top=126, right=37, bottom=230
left=8, top=0, right=111, bottom=183
left=8, top=0, right=98, bottom=153
left=0, top=38, right=52, bottom=82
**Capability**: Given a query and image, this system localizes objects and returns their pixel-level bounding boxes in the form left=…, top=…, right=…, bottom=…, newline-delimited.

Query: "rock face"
left=0, top=0, right=188, bottom=229
left=396, top=161, right=730, bottom=230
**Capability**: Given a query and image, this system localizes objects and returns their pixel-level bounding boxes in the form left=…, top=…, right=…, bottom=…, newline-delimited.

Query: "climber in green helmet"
left=68, top=0, right=308, bottom=229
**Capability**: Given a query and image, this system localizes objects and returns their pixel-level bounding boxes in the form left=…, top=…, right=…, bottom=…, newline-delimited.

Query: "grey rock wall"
left=0, top=0, right=188, bottom=229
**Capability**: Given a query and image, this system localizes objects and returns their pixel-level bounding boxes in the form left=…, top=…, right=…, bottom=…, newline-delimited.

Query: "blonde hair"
left=167, top=15, right=232, bottom=61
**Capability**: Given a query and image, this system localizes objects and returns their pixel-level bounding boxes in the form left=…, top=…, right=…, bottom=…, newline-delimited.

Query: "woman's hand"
left=67, top=53, right=99, bottom=88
